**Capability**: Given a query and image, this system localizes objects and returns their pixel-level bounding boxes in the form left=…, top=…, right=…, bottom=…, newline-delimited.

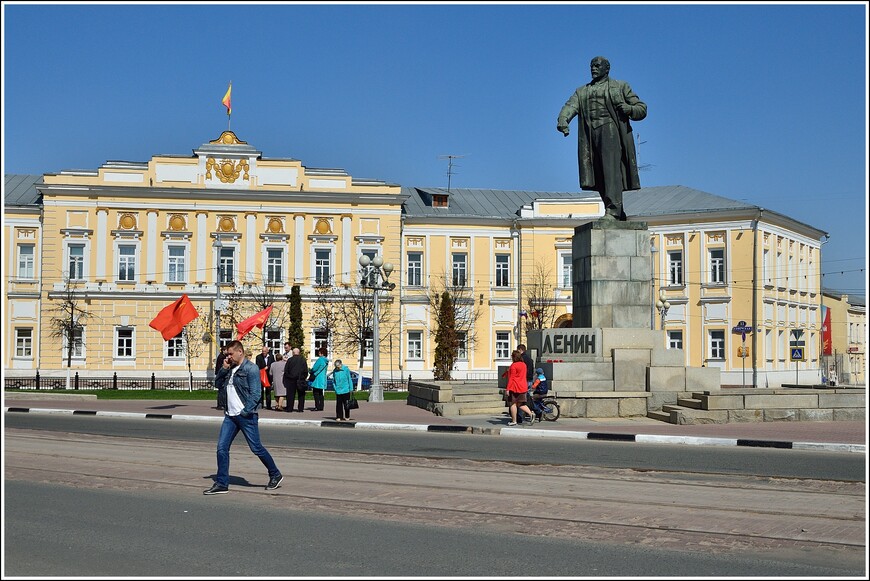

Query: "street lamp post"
left=359, top=254, right=395, bottom=403
left=213, top=238, right=224, bottom=361
left=655, top=289, right=671, bottom=331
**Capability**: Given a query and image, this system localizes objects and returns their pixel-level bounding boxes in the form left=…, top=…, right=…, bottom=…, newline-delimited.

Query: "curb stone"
left=4, top=407, right=864, bottom=454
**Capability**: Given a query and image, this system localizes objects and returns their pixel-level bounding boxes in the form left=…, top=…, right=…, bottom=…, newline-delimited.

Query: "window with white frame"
left=359, top=249, right=377, bottom=287
left=218, top=247, right=235, bottom=284
left=264, top=328, right=283, bottom=353
left=452, top=253, right=467, bottom=287
left=68, top=244, right=85, bottom=280
left=313, top=329, right=329, bottom=355
left=115, top=327, right=134, bottom=358
left=495, top=331, right=511, bottom=359
left=776, top=250, right=783, bottom=287
left=407, top=252, right=422, bottom=286
left=166, top=332, right=185, bottom=359
left=778, top=329, right=785, bottom=365
left=407, top=331, right=422, bottom=359
left=709, top=330, right=726, bottom=360
left=266, top=248, right=283, bottom=284
left=63, top=326, right=85, bottom=359
left=668, top=251, right=683, bottom=286
left=763, top=248, right=771, bottom=285
left=495, top=254, right=510, bottom=287
left=167, top=245, right=186, bottom=283
left=15, top=328, right=33, bottom=358
left=17, top=244, right=35, bottom=279
left=560, top=252, right=572, bottom=288
left=667, top=330, right=683, bottom=350
left=117, top=244, right=137, bottom=281
left=315, top=249, right=332, bottom=286
left=456, top=331, right=468, bottom=360
left=709, top=248, right=726, bottom=284
left=363, top=330, right=373, bottom=360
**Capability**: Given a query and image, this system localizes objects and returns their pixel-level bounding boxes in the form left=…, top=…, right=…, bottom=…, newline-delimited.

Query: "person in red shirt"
left=502, top=349, right=535, bottom=426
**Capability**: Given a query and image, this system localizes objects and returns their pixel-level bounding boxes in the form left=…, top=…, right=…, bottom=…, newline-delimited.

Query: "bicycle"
left=531, top=393, right=561, bottom=422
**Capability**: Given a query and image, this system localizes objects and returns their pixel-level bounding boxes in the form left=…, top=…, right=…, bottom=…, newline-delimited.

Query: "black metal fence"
left=5, top=372, right=215, bottom=391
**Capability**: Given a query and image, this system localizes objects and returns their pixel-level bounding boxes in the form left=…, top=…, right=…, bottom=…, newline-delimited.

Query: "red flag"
left=149, top=294, right=199, bottom=341
left=236, top=305, right=274, bottom=340
left=821, top=305, right=832, bottom=356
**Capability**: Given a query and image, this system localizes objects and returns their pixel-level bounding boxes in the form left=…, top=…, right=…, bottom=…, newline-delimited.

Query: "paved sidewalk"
left=3, top=393, right=866, bottom=453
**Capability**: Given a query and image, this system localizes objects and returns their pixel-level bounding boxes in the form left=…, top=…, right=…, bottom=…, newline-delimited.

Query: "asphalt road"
left=4, top=413, right=867, bottom=577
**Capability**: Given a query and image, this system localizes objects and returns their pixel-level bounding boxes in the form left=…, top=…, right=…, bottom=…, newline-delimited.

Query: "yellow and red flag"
left=236, top=305, right=273, bottom=340
left=222, top=82, right=232, bottom=116
left=149, top=294, right=199, bottom=341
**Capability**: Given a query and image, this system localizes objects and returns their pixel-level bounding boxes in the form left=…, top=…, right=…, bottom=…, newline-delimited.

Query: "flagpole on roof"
left=222, top=81, right=232, bottom=131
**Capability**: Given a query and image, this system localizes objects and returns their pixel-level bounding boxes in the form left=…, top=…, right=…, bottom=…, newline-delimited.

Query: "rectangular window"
left=116, top=327, right=134, bottom=358
left=667, top=330, right=683, bottom=350
left=668, top=251, right=683, bottom=286
left=166, top=333, right=185, bottom=358
left=452, top=253, right=467, bottom=287
left=118, top=245, right=136, bottom=281
left=219, top=247, right=235, bottom=284
left=363, top=330, right=373, bottom=360
left=63, top=326, right=84, bottom=359
left=266, top=248, right=283, bottom=284
left=15, top=328, right=33, bottom=358
left=763, top=249, right=771, bottom=285
left=407, top=331, right=422, bottom=359
left=313, top=329, right=329, bottom=355
left=17, top=244, right=35, bottom=279
left=560, top=253, right=572, bottom=288
left=265, top=328, right=283, bottom=353
left=709, top=248, right=726, bottom=284
left=495, top=331, right=511, bottom=359
left=407, top=252, right=422, bottom=287
left=495, top=254, right=510, bottom=287
left=315, top=249, right=332, bottom=286
left=456, top=331, right=468, bottom=360
left=167, top=246, right=186, bottom=283
left=709, top=330, right=725, bottom=360
left=68, top=244, right=85, bottom=280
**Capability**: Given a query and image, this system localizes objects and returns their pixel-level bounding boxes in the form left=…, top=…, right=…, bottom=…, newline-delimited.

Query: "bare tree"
left=425, top=272, right=482, bottom=380
left=523, top=262, right=560, bottom=332
left=46, top=275, right=91, bottom=389
left=222, top=278, right=292, bottom=348
left=181, top=311, right=214, bottom=390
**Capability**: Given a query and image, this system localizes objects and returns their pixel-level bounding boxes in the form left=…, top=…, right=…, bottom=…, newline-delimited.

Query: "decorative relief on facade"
left=206, top=157, right=250, bottom=183
left=209, top=131, right=248, bottom=145
left=267, top=217, right=284, bottom=234
left=16, top=228, right=36, bottom=240
left=494, top=239, right=511, bottom=250
left=217, top=215, right=236, bottom=232
left=666, top=234, right=683, bottom=246
left=451, top=238, right=469, bottom=249
left=407, top=237, right=423, bottom=248
left=118, top=213, right=137, bottom=230
left=707, top=232, right=724, bottom=243
left=314, top=218, right=332, bottom=235
left=168, top=214, right=186, bottom=231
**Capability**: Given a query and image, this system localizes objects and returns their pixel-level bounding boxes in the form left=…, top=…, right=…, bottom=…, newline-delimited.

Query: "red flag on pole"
left=236, top=305, right=274, bottom=340
left=149, top=294, right=199, bottom=341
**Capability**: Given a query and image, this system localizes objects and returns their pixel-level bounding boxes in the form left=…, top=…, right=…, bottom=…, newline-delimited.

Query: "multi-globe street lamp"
left=358, top=254, right=395, bottom=403
left=655, top=289, right=671, bottom=331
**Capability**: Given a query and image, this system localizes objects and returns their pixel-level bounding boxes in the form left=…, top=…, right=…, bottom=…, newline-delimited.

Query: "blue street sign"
left=790, top=348, right=805, bottom=361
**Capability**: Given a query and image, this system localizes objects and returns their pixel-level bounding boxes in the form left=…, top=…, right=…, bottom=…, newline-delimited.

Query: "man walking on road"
left=205, top=340, right=283, bottom=495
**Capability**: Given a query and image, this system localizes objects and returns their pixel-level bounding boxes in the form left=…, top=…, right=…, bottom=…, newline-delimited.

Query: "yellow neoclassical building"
left=4, top=131, right=833, bottom=387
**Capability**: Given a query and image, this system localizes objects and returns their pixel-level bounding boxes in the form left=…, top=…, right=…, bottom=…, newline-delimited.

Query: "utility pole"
left=438, top=154, right=465, bottom=192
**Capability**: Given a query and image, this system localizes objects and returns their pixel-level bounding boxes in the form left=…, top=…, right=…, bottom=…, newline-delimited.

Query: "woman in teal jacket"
left=328, top=359, right=354, bottom=421
left=309, top=347, right=329, bottom=411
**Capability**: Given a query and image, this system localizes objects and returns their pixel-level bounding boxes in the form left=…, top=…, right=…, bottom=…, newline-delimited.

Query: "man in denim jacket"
left=205, top=340, right=283, bottom=495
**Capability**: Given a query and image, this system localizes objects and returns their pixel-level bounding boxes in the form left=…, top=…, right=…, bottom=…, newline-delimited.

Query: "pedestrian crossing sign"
left=790, top=348, right=806, bottom=362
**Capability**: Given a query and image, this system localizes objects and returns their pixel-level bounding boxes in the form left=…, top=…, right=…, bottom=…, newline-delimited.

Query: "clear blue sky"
left=2, top=2, right=867, bottom=296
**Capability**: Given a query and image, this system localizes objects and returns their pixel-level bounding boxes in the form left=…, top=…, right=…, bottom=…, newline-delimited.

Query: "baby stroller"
left=529, top=368, right=561, bottom=422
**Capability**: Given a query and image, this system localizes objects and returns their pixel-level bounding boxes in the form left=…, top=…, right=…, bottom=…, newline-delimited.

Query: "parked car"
left=311, top=370, right=372, bottom=391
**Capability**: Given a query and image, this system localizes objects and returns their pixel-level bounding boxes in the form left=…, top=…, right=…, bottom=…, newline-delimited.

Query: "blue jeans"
left=215, top=413, right=281, bottom=487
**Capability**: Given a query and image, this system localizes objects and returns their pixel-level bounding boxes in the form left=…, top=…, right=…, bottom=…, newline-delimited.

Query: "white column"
left=196, top=213, right=207, bottom=282
left=95, top=209, right=108, bottom=280
left=294, top=215, right=305, bottom=282
left=246, top=214, right=256, bottom=281
left=146, top=211, right=158, bottom=282
left=342, top=215, right=352, bottom=284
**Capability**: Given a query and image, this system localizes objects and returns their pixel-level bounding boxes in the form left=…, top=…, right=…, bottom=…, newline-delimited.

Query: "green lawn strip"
left=4, top=389, right=408, bottom=401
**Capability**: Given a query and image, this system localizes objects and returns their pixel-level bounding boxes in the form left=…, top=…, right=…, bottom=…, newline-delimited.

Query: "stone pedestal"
left=572, top=220, right=651, bottom=329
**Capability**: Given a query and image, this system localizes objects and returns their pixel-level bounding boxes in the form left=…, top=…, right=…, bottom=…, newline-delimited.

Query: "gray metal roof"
left=822, top=287, right=866, bottom=308
left=402, top=186, right=598, bottom=219
left=402, top=185, right=754, bottom=220
left=4, top=174, right=43, bottom=206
